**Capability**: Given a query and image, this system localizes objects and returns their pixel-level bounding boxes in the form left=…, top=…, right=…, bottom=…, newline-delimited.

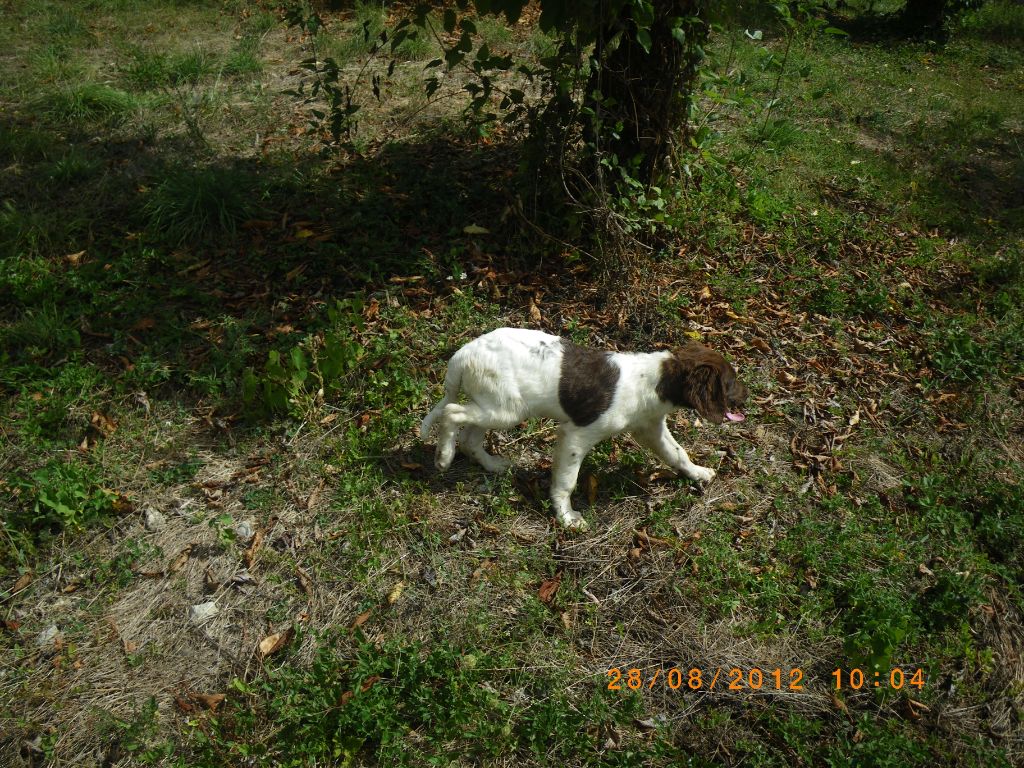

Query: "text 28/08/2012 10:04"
left=606, top=667, right=926, bottom=692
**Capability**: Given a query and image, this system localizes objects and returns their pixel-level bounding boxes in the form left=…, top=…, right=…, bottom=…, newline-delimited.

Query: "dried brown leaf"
left=243, top=529, right=264, bottom=568
left=11, top=573, right=32, bottom=594
left=538, top=573, right=562, bottom=604
left=351, top=608, right=373, bottom=631
left=258, top=627, right=293, bottom=657
left=168, top=545, right=193, bottom=574
left=295, top=566, right=314, bottom=597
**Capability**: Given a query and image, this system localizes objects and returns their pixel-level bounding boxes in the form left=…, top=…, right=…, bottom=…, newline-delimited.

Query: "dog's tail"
left=420, top=352, right=464, bottom=440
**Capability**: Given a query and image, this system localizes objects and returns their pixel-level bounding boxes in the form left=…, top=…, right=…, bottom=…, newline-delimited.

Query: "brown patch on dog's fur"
left=559, top=341, right=621, bottom=427
left=657, top=342, right=747, bottom=422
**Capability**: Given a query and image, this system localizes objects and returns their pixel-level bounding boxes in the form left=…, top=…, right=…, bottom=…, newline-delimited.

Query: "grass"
left=0, top=0, right=1022, bottom=766
left=43, top=82, right=139, bottom=124
left=142, top=165, right=260, bottom=244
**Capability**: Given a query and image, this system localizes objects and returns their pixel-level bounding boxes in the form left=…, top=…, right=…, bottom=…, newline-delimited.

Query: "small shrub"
left=242, top=300, right=366, bottom=418
left=8, top=460, right=117, bottom=534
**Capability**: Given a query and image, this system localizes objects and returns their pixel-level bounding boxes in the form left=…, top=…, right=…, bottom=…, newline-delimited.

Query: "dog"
left=420, top=328, right=748, bottom=530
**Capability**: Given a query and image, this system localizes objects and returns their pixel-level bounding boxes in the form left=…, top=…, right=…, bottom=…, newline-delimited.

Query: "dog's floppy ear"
left=685, top=363, right=727, bottom=423
left=658, top=343, right=728, bottom=422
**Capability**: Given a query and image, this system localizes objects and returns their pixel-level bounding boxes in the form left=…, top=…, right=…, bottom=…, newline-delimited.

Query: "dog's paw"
left=480, top=454, right=512, bottom=474
left=435, top=447, right=454, bottom=472
left=686, top=465, right=716, bottom=483
left=557, top=510, right=589, bottom=531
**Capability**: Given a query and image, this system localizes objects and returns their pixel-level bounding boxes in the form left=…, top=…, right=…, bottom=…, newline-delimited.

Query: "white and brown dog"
left=420, top=328, right=748, bottom=530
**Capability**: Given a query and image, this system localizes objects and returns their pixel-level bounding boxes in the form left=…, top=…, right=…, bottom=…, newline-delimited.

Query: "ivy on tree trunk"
left=587, top=0, right=707, bottom=187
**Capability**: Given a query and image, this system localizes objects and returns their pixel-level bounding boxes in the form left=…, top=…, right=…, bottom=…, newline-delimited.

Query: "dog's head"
left=658, top=342, right=748, bottom=423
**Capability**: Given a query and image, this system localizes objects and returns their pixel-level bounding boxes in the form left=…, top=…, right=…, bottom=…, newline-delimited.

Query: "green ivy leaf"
left=636, top=28, right=652, bottom=54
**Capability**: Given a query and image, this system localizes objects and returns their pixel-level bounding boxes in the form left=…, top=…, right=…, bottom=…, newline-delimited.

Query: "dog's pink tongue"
left=725, top=412, right=745, bottom=422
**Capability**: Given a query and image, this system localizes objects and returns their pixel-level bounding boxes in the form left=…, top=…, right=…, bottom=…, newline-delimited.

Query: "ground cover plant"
left=1, top=0, right=1022, bottom=766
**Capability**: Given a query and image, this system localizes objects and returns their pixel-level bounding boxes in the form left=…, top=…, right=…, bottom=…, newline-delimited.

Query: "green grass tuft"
left=43, top=82, right=138, bottom=124
left=143, top=165, right=258, bottom=244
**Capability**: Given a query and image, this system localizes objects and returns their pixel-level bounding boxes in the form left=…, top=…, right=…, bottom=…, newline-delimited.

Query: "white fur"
left=420, top=328, right=715, bottom=530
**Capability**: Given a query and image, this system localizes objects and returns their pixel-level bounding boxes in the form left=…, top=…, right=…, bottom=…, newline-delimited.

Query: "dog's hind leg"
left=435, top=402, right=520, bottom=472
left=459, top=425, right=511, bottom=473
left=420, top=354, right=465, bottom=440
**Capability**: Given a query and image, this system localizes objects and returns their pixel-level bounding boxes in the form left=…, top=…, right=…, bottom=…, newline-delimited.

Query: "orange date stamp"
left=607, top=667, right=926, bottom=692
left=607, top=667, right=806, bottom=692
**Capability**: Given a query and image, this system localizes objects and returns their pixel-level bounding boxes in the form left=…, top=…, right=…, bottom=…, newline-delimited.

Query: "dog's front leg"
left=631, top=417, right=715, bottom=483
left=550, top=426, right=598, bottom=530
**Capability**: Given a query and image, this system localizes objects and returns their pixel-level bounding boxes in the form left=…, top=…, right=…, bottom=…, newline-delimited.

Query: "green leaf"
left=636, top=28, right=652, bottom=54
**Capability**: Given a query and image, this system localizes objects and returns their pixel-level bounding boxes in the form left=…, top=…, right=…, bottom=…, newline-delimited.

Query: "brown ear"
left=685, top=364, right=726, bottom=422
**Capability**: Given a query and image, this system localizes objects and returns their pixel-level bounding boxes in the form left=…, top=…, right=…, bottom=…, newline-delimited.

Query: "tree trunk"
left=899, top=0, right=949, bottom=34
left=586, top=1, right=706, bottom=188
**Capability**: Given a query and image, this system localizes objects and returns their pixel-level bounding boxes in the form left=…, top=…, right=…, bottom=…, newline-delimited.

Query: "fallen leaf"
left=258, top=627, right=293, bottom=657
left=194, top=693, right=226, bottom=711
left=175, top=696, right=195, bottom=713
left=351, top=608, right=373, bottom=631
left=243, top=529, right=264, bottom=568
left=89, top=410, right=118, bottom=435
left=386, top=581, right=405, bottom=605
left=64, top=250, right=86, bottom=266
left=11, top=573, right=32, bottom=594
left=528, top=297, right=542, bottom=323
left=339, top=674, right=381, bottom=705
left=463, top=224, right=490, bottom=235
left=698, top=285, right=712, bottom=301
left=400, top=461, right=423, bottom=471
left=168, top=545, right=193, bottom=574
left=305, top=479, right=325, bottom=511
left=295, top=566, right=314, bottom=597
left=777, top=370, right=798, bottom=386
left=470, top=559, right=496, bottom=583
left=831, top=692, right=849, bottom=716
left=538, top=573, right=562, bottom=604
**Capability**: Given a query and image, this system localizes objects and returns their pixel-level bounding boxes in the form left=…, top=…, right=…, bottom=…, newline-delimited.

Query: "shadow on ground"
left=0, top=117, right=527, bottom=397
